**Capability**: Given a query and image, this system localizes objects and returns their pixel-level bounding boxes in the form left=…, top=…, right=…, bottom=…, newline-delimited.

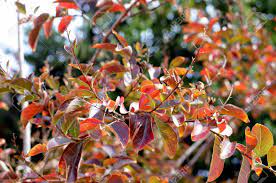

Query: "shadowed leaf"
left=109, top=121, right=129, bottom=147
left=129, top=113, right=154, bottom=150
left=154, top=114, right=178, bottom=159
left=59, top=142, right=83, bottom=182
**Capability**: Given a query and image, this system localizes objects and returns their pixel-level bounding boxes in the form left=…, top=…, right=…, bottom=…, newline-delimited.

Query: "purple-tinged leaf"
left=109, top=121, right=129, bottom=147
left=129, top=113, right=154, bottom=150
left=59, top=142, right=83, bottom=182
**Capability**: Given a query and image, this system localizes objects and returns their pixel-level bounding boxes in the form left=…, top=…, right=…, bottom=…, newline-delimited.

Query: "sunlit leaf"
left=15, top=2, right=26, bottom=14
left=26, top=144, right=47, bottom=157
left=58, top=15, right=73, bottom=33
left=220, top=104, right=249, bottom=123
left=79, top=118, right=102, bottom=133
left=191, top=120, right=210, bottom=141
left=220, top=137, right=236, bottom=159
left=207, top=136, right=224, bottom=182
left=267, top=146, right=276, bottom=167
left=252, top=123, right=274, bottom=157
left=245, top=127, right=257, bottom=152
left=21, top=103, right=44, bottom=128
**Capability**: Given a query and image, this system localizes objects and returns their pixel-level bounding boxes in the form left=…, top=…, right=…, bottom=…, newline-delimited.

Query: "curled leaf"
left=27, top=144, right=47, bottom=157
left=220, top=104, right=249, bottom=123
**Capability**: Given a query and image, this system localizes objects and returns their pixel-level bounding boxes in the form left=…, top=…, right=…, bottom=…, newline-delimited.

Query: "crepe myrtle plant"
left=0, top=0, right=275, bottom=182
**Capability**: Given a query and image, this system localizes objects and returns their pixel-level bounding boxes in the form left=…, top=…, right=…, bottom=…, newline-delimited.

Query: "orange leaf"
left=27, top=144, right=47, bottom=157
left=220, top=104, right=249, bottom=123
left=112, top=30, right=128, bottom=47
left=92, top=43, right=117, bottom=51
left=245, top=127, right=257, bottom=152
left=21, top=103, right=44, bottom=128
left=58, top=15, right=73, bottom=33
left=79, top=118, right=103, bottom=133
left=207, top=136, right=224, bottom=182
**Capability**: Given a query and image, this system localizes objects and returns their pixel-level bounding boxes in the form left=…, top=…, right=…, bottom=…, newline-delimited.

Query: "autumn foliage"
left=0, top=0, right=275, bottom=182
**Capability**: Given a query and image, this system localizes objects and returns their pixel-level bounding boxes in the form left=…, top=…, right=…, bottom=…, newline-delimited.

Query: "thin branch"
left=90, top=0, right=140, bottom=66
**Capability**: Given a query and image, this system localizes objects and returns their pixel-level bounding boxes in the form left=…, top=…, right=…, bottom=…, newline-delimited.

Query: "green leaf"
left=15, top=2, right=26, bottom=14
left=154, top=114, right=178, bottom=159
left=252, top=123, right=274, bottom=157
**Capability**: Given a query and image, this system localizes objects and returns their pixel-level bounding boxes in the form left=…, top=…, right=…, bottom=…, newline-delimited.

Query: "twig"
left=176, top=135, right=209, bottom=167
left=90, top=0, right=139, bottom=66
left=149, top=57, right=197, bottom=113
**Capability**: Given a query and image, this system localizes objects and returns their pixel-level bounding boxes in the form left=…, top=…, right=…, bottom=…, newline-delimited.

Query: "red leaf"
left=26, top=144, right=47, bottom=157
left=129, top=113, right=154, bottom=150
left=58, top=15, right=73, bottom=33
left=34, top=13, right=49, bottom=27
left=191, top=120, right=210, bottom=141
left=43, top=18, right=54, bottom=39
left=139, top=94, right=154, bottom=112
left=29, top=26, right=41, bottom=52
left=21, top=103, right=44, bottom=127
left=207, top=136, right=224, bottom=182
left=79, top=118, right=102, bottom=133
left=58, top=2, right=79, bottom=9
left=109, top=3, right=126, bottom=13
left=109, top=121, right=129, bottom=147
left=59, top=142, right=83, bottom=182
left=237, top=155, right=251, bottom=183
